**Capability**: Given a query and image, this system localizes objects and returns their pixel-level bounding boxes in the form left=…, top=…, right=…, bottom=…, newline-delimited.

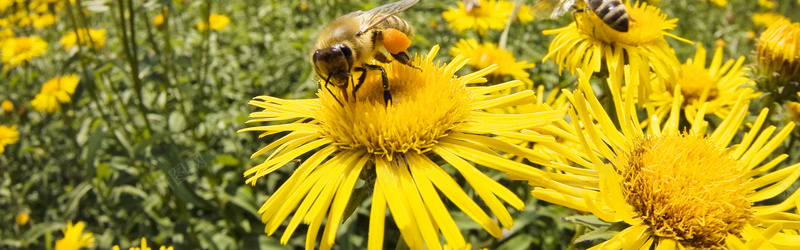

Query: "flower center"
left=11, top=39, right=34, bottom=55
left=621, top=133, right=753, bottom=248
left=676, top=64, right=718, bottom=101
left=317, top=53, right=473, bottom=158
left=577, top=3, right=668, bottom=46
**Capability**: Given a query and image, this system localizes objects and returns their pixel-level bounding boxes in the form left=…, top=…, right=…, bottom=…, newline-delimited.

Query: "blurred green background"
left=1, top=0, right=798, bottom=249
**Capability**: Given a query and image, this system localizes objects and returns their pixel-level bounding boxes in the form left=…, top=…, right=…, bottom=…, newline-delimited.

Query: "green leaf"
left=342, top=185, right=369, bottom=224
left=168, top=111, right=187, bottom=132
left=65, top=183, right=93, bottom=217
left=214, top=155, right=240, bottom=166
left=574, top=226, right=619, bottom=244
left=86, top=124, right=106, bottom=170
left=497, top=234, right=534, bottom=250
left=21, top=222, right=65, bottom=244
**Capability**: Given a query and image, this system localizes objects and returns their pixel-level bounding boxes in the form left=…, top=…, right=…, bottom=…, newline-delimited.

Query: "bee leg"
left=363, top=64, right=391, bottom=105
left=352, top=66, right=369, bottom=101
left=324, top=74, right=344, bottom=106
left=390, top=51, right=420, bottom=71
left=374, top=52, right=392, bottom=64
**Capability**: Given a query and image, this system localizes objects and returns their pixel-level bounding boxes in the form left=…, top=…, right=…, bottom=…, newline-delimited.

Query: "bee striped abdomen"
left=373, top=14, right=414, bottom=37
left=587, top=0, right=630, bottom=32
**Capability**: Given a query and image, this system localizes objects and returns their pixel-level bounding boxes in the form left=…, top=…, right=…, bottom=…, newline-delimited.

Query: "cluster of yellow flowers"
left=238, top=1, right=800, bottom=249
left=48, top=220, right=173, bottom=250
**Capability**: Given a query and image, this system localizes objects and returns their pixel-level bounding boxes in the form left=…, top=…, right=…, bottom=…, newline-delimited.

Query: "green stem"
left=115, top=0, right=152, bottom=137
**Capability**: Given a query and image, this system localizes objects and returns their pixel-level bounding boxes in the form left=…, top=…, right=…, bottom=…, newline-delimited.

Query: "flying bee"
left=532, top=0, right=631, bottom=32
left=312, top=0, right=420, bottom=106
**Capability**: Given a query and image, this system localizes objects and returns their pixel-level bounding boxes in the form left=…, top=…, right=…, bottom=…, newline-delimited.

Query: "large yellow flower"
left=543, top=2, right=689, bottom=103
left=1, top=36, right=47, bottom=68
left=635, top=44, right=759, bottom=126
left=239, top=46, right=562, bottom=249
left=55, top=221, right=94, bottom=250
left=529, top=73, right=800, bottom=249
left=60, top=28, right=107, bottom=50
left=31, top=74, right=80, bottom=113
left=0, top=124, right=18, bottom=154
left=442, top=0, right=512, bottom=35
left=756, top=20, right=800, bottom=91
left=450, top=38, right=534, bottom=84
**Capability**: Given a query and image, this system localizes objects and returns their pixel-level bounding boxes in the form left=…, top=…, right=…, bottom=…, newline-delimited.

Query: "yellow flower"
left=758, top=0, right=775, bottom=9
left=153, top=14, right=164, bottom=26
left=442, top=0, right=512, bottom=35
left=31, top=74, right=80, bottom=113
left=530, top=72, right=800, bottom=249
left=197, top=14, right=230, bottom=31
left=542, top=2, right=689, bottom=104
left=756, top=20, right=800, bottom=90
left=516, top=4, right=533, bottom=23
left=707, top=0, right=727, bottom=6
left=450, top=39, right=534, bottom=84
left=55, top=221, right=94, bottom=250
left=113, top=237, right=174, bottom=250
left=752, top=12, right=789, bottom=28
left=15, top=211, right=29, bottom=225
left=0, top=0, right=13, bottom=12
left=635, top=43, right=759, bottom=126
left=239, top=45, right=562, bottom=249
left=0, top=124, right=18, bottom=154
left=32, top=13, right=56, bottom=29
left=1, top=100, right=12, bottom=113
left=60, top=28, right=107, bottom=50
left=1, top=36, right=47, bottom=68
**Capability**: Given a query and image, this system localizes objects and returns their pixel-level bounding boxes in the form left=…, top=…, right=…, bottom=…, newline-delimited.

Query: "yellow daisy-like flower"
left=637, top=43, right=759, bottom=126
left=239, top=45, right=562, bottom=249
left=542, top=2, right=689, bottom=102
left=197, top=14, right=230, bottom=31
left=60, top=28, right=107, bottom=50
left=55, top=221, right=94, bottom=250
left=15, top=211, right=29, bottom=225
left=0, top=0, right=13, bottom=12
left=706, top=0, right=727, bottom=7
left=442, top=0, right=512, bottom=35
left=32, top=13, right=56, bottom=29
left=756, top=20, right=800, bottom=90
left=450, top=38, right=534, bottom=84
left=530, top=73, right=800, bottom=249
left=752, top=12, right=789, bottom=28
left=1, top=36, right=47, bottom=68
left=1, top=100, right=12, bottom=113
left=516, top=4, right=534, bottom=23
left=0, top=124, right=18, bottom=154
left=112, top=237, right=174, bottom=250
left=31, top=74, right=80, bottom=113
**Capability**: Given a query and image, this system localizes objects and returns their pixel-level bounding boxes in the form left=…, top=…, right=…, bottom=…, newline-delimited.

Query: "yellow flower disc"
left=1, top=36, right=47, bottom=68
left=623, top=133, right=752, bottom=248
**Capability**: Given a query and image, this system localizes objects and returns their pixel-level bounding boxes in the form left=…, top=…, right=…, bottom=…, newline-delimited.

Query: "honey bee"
left=532, top=0, right=631, bottom=32
left=312, top=0, right=419, bottom=106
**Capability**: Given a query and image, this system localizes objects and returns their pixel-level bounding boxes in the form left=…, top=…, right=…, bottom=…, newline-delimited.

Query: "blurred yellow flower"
left=707, top=0, right=727, bottom=6
left=0, top=0, right=12, bottom=12
left=756, top=20, right=800, bottom=90
left=153, top=14, right=164, bottom=26
left=0, top=124, right=18, bottom=154
left=531, top=73, right=800, bottom=249
left=2, top=100, right=12, bottom=113
left=752, top=12, right=789, bottom=28
left=60, top=28, right=107, bottom=50
left=516, top=4, right=533, bottom=23
left=239, top=45, right=561, bottom=249
left=442, top=0, right=511, bottom=35
left=543, top=2, right=688, bottom=104
left=15, top=211, right=28, bottom=225
left=451, top=39, right=534, bottom=84
left=640, top=44, right=759, bottom=126
left=197, top=14, right=230, bottom=31
left=55, top=221, right=94, bottom=250
left=31, top=74, right=80, bottom=113
left=32, top=13, right=56, bottom=29
left=758, top=0, right=775, bottom=9
left=112, top=237, right=174, bottom=250
left=1, top=36, right=47, bottom=68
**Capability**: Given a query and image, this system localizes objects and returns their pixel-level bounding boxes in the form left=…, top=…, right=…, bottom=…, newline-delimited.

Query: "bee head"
left=313, top=44, right=354, bottom=87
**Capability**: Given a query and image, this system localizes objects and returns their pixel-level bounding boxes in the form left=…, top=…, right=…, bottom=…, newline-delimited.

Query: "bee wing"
left=358, top=0, right=419, bottom=33
left=531, top=0, right=575, bottom=19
